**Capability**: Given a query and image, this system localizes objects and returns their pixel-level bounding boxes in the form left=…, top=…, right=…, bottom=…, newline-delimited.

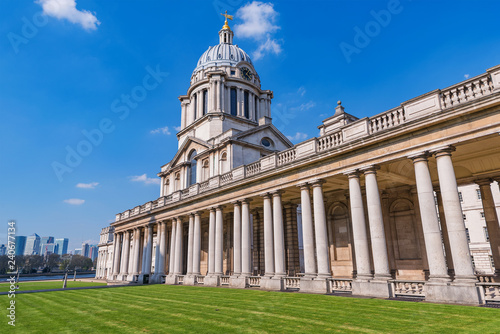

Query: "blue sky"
left=1, top=0, right=499, bottom=252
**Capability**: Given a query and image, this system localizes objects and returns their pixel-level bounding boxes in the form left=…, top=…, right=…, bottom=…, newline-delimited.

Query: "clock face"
left=241, top=67, right=253, bottom=81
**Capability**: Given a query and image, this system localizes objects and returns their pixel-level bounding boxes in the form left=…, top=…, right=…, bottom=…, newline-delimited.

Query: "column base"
left=127, top=274, right=139, bottom=282
left=352, top=279, right=392, bottom=298
left=260, top=277, right=283, bottom=291
left=230, top=276, right=247, bottom=288
left=425, top=281, right=481, bottom=304
left=204, top=275, right=220, bottom=287
left=116, top=273, right=128, bottom=281
left=300, top=277, right=329, bottom=294
left=165, top=275, right=177, bottom=285
left=138, top=274, right=151, bottom=284
left=182, top=275, right=196, bottom=286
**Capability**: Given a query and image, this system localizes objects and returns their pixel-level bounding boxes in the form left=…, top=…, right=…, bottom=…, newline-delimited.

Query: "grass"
left=0, top=284, right=499, bottom=333
left=0, top=280, right=106, bottom=293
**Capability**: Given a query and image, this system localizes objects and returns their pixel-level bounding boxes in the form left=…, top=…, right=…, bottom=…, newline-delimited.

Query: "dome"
left=193, top=43, right=252, bottom=75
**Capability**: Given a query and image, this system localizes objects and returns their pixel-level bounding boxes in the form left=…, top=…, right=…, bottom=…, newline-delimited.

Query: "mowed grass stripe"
left=2, top=284, right=499, bottom=333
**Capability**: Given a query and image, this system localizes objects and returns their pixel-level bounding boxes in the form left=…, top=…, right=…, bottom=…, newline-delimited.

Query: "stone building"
left=96, top=226, right=114, bottom=280
left=97, top=18, right=500, bottom=304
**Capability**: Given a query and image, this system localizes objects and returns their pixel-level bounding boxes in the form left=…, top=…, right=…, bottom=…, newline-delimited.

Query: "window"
left=164, top=179, right=170, bottom=196
left=202, top=159, right=209, bottom=181
left=174, top=173, right=180, bottom=191
left=463, top=213, right=467, bottom=221
left=490, top=255, right=495, bottom=271
left=194, top=94, right=198, bottom=120
left=187, top=150, right=197, bottom=186
left=231, top=70, right=236, bottom=76
left=230, top=88, right=237, bottom=116
left=484, top=227, right=490, bottom=242
left=476, top=189, right=482, bottom=200
left=480, top=211, right=485, bottom=219
left=458, top=192, right=463, bottom=202
left=261, top=137, right=272, bottom=147
left=471, top=256, right=476, bottom=270
left=465, top=228, right=470, bottom=243
left=244, top=91, right=249, bottom=119
left=203, top=90, right=208, bottom=115
left=220, top=151, right=228, bottom=173
left=254, top=95, right=258, bottom=119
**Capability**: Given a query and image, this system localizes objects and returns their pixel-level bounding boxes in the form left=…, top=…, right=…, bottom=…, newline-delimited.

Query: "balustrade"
left=441, top=74, right=493, bottom=109
left=220, top=172, right=233, bottom=185
left=277, top=149, right=296, bottom=166
left=247, top=276, right=261, bottom=287
left=284, top=277, right=300, bottom=290
left=195, top=275, right=205, bottom=285
left=329, top=279, right=353, bottom=292
left=392, top=280, right=425, bottom=297
left=220, top=276, right=230, bottom=285
left=316, top=131, right=342, bottom=152
left=479, top=283, right=500, bottom=303
left=246, top=161, right=261, bottom=176
left=369, top=107, right=405, bottom=134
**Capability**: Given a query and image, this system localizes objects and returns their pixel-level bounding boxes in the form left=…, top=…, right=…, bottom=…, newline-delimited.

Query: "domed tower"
left=159, top=16, right=292, bottom=196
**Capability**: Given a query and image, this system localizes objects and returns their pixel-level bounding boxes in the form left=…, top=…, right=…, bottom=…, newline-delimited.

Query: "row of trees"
left=0, top=254, right=95, bottom=274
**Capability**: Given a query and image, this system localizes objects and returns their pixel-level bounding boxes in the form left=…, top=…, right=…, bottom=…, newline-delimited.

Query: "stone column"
left=410, top=154, right=449, bottom=281
left=434, top=147, right=475, bottom=281
left=120, top=231, right=130, bottom=278
left=299, top=183, right=317, bottom=277
left=112, top=233, right=122, bottom=278
left=187, top=215, right=195, bottom=275
left=153, top=224, right=161, bottom=277
left=362, top=167, right=391, bottom=279
left=233, top=201, right=242, bottom=276
left=241, top=199, right=252, bottom=276
left=262, top=193, right=275, bottom=277
left=158, top=222, right=167, bottom=276
left=192, top=212, right=202, bottom=276
left=435, top=188, right=454, bottom=274
left=476, top=179, right=500, bottom=275
left=132, top=228, right=141, bottom=276
left=272, top=191, right=286, bottom=277
left=215, top=206, right=224, bottom=275
left=311, top=180, right=331, bottom=278
left=168, top=221, right=176, bottom=275
left=174, top=218, right=183, bottom=275
left=143, top=225, right=153, bottom=275
left=347, top=172, right=372, bottom=279
left=208, top=208, right=216, bottom=275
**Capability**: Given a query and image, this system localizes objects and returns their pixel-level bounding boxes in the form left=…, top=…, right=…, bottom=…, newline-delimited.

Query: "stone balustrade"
left=220, top=276, right=230, bottom=285
left=329, top=278, right=353, bottom=293
left=478, top=283, right=500, bottom=303
left=177, top=275, right=184, bottom=285
left=114, top=69, right=500, bottom=222
left=247, top=276, right=261, bottom=287
left=284, top=277, right=301, bottom=290
left=195, top=275, right=205, bottom=285
left=477, top=275, right=495, bottom=283
left=392, top=280, right=425, bottom=297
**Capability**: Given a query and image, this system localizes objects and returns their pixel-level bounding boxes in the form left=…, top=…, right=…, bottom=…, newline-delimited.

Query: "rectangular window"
left=231, top=70, right=236, bottom=76
left=203, top=90, right=208, bottom=115
left=194, top=94, right=197, bottom=120
left=471, top=256, right=476, bottom=270
left=463, top=213, right=467, bottom=221
left=230, top=88, right=237, bottom=116
left=254, top=96, right=258, bottom=119
left=244, top=91, right=249, bottom=119
left=484, top=227, right=490, bottom=242
left=476, top=189, right=482, bottom=200
left=458, top=192, right=463, bottom=202
left=480, top=211, right=485, bottom=219
left=465, top=228, right=470, bottom=243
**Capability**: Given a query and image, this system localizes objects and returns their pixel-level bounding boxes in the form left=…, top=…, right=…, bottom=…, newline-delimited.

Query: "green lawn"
left=1, top=285, right=499, bottom=333
left=0, top=280, right=106, bottom=293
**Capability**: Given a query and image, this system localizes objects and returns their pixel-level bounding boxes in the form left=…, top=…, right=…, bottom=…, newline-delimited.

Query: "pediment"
left=168, top=136, right=211, bottom=170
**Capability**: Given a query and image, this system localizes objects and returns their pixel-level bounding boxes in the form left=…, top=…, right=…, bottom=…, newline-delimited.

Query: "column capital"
left=260, top=192, right=272, bottom=199
left=360, top=165, right=380, bottom=174
left=344, top=170, right=360, bottom=178
left=231, top=200, right=241, bottom=206
left=297, top=182, right=310, bottom=190
left=214, top=205, right=225, bottom=211
left=475, top=178, right=493, bottom=186
left=271, top=189, right=285, bottom=197
left=193, top=211, right=203, bottom=217
left=240, top=198, right=253, bottom=204
left=408, top=151, right=430, bottom=162
left=310, top=179, right=326, bottom=187
left=430, top=145, right=456, bottom=157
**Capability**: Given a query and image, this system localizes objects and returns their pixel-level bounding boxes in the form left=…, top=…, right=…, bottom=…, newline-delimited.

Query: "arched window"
left=203, top=90, right=208, bottom=115
left=220, top=151, right=228, bottom=173
left=194, top=94, right=198, bottom=120
left=188, top=150, right=197, bottom=186
left=174, top=173, right=180, bottom=191
left=244, top=91, right=249, bottom=119
left=164, top=179, right=170, bottom=196
left=202, top=159, right=210, bottom=181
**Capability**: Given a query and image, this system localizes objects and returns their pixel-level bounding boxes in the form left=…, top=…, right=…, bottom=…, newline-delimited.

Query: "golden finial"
left=221, top=10, right=234, bottom=30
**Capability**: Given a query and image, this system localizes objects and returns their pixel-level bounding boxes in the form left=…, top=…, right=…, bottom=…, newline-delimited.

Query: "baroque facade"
left=96, top=19, right=500, bottom=305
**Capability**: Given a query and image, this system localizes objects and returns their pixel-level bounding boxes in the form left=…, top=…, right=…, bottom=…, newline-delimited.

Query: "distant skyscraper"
left=74, top=249, right=82, bottom=255
left=24, top=234, right=41, bottom=255
left=39, top=236, right=54, bottom=255
left=55, top=238, right=69, bottom=255
left=0, top=244, right=6, bottom=256
left=81, top=243, right=90, bottom=258
left=41, top=243, right=56, bottom=256
left=89, top=245, right=98, bottom=261
left=14, top=236, right=26, bottom=255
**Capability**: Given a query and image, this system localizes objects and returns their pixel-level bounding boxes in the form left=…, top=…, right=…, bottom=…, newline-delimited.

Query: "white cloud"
left=297, top=87, right=306, bottom=97
left=37, top=0, right=100, bottom=31
left=464, top=74, right=470, bottom=79
left=150, top=126, right=171, bottom=135
left=174, top=126, right=182, bottom=132
left=76, top=182, right=98, bottom=189
left=129, top=174, right=161, bottom=185
left=63, top=198, right=85, bottom=205
left=286, top=132, right=308, bottom=142
left=290, top=101, right=316, bottom=112
left=234, top=1, right=282, bottom=60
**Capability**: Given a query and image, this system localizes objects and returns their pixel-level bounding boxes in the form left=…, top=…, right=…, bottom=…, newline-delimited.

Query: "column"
left=168, top=221, right=176, bottom=275
left=241, top=199, right=252, bottom=276
left=347, top=172, right=372, bottom=280
left=215, top=206, right=224, bottom=275
left=132, top=228, right=141, bottom=276
left=476, top=179, right=500, bottom=275
left=262, top=193, right=275, bottom=277
left=434, top=147, right=475, bottom=281
left=362, top=168, right=391, bottom=279
left=435, top=188, right=454, bottom=273
left=410, top=154, right=449, bottom=280
left=186, top=215, right=194, bottom=275
left=174, top=218, right=183, bottom=275
left=298, top=183, right=317, bottom=277
left=192, top=212, right=202, bottom=276
left=311, top=180, right=331, bottom=278
left=233, top=202, right=242, bottom=276
left=272, top=191, right=286, bottom=277
left=120, top=231, right=130, bottom=277
left=153, top=223, right=163, bottom=277
left=141, top=227, right=148, bottom=273
left=208, top=208, right=216, bottom=275
left=112, top=233, right=122, bottom=278
left=158, top=222, right=167, bottom=276
left=144, top=225, right=153, bottom=275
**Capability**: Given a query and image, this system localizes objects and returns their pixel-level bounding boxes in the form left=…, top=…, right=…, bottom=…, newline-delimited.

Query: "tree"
left=69, top=255, right=93, bottom=271
left=46, top=253, right=61, bottom=271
